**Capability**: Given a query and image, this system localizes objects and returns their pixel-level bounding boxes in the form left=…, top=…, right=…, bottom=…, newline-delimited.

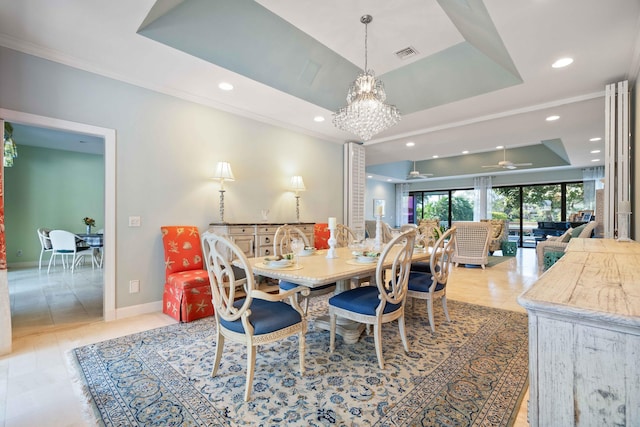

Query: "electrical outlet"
left=16, top=249, right=23, bottom=257
left=129, top=280, right=140, bottom=293
left=128, top=216, right=141, bottom=227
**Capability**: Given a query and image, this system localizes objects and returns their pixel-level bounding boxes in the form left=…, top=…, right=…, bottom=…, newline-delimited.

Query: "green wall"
left=4, top=145, right=104, bottom=265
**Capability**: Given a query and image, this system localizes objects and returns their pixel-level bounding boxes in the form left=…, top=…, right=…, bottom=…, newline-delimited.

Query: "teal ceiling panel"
left=381, top=42, right=522, bottom=113
left=138, top=0, right=359, bottom=110
left=138, top=0, right=522, bottom=115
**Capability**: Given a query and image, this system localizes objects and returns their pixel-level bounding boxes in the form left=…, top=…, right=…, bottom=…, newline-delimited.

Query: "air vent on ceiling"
left=395, top=46, right=419, bottom=59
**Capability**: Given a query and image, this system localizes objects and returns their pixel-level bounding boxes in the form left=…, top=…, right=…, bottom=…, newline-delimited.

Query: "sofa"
left=161, top=225, right=213, bottom=322
left=536, top=221, right=598, bottom=270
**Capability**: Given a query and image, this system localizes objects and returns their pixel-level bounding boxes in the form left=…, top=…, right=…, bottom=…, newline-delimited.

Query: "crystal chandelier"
left=333, top=15, right=401, bottom=141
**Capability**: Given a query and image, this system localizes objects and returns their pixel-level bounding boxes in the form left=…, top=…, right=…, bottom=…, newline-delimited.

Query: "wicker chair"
left=480, top=219, right=508, bottom=254
left=451, top=221, right=492, bottom=269
left=536, top=221, right=598, bottom=270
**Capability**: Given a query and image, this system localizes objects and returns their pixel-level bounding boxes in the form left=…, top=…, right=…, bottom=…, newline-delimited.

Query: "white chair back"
left=430, top=227, right=457, bottom=286
left=273, top=225, right=310, bottom=256
left=201, top=231, right=256, bottom=322
left=374, top=229, right=417, bottom=306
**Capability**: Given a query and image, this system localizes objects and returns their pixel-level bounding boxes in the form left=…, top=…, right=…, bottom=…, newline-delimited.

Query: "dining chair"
left=273, top=224, right=310, bottom=256
left=273, top=224, right=336, bottom=316
left=160, top=225, right=213, bottom=322
left=275, top=224, right=335, bottom=314
left=335, top=223, right=357, bottom=247
left=329, top=229, right=417, bottom=369
left=201, top=231, right=309, bottom=401
left=407, top=226, right=457, bottom=332
left=410, top=222, right=443, bottom=273
left=37, top=228, right=53, bottom=270
left=48, top=230, right=96, bottom=273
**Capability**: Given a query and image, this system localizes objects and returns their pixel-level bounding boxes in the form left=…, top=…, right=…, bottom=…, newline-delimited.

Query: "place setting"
left=256, top=254, right=303, bottom=271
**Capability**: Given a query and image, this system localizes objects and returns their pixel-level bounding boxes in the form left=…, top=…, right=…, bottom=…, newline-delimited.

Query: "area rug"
left=71, top=298, right=528, bottom=426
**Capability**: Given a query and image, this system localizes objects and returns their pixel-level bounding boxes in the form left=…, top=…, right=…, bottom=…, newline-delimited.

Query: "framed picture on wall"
left=373, top=199, right=385, bottom=217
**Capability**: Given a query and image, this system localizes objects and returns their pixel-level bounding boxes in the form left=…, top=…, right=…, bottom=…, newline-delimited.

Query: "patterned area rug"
left=72, top=298, right=528, bottom=426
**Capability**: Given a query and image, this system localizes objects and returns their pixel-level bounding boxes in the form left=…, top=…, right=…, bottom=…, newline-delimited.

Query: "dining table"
left=77, top=233, right=104, bottom=268
left=249, top=245, right=430, bottom=343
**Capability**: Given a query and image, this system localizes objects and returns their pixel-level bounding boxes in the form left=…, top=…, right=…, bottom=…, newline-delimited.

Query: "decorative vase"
left=86, top=225, right=92, bottom=234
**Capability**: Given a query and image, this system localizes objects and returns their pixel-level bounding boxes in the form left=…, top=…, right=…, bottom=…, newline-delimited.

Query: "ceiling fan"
left=407, top=161, right=433, bottom=179
left=482, top=147, right=533, bottom=170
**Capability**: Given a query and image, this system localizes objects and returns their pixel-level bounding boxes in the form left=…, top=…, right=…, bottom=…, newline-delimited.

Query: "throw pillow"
left=571, top=223, right=587, bottom=238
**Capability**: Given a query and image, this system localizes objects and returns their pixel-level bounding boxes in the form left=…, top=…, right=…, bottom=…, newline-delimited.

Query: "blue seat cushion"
left=329, top=286, right=401, bottom=316
left=220, top=298, right=302, bottom=335
left=279, top=281, right=335, bottom=292
left=407, top=271, right=445, bottom=292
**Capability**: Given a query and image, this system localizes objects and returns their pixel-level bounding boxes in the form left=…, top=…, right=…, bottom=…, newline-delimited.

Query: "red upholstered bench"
left=161, top=226, right=213, bottom=322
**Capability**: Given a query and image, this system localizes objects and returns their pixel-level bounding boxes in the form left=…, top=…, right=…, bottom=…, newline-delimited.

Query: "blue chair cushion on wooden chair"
left=407, top=271, right=445, bottom=292
left=221, top=299, right=302, bottom=335
left=329, top=286, right=401, bottom=315
left=279, top=281, right=335, bottom=292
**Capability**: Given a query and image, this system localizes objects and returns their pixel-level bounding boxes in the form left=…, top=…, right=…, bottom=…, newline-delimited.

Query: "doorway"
left=0, top=108, right=116, bottom=347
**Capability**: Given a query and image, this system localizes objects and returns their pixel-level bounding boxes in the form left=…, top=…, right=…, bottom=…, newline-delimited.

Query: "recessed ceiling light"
left=552, top=57, right=574, bottom=68
left=313, top=116, right=325, bottom=122
left=589, top=137, right=602, bottom=142
left=406, top=141, right=415, bottom=147
left=386, top=178, right=393, bottom=182
left=462, top=150, right=469, bottom=154
left=591, top=159, right=600, bottom=162
left=590, top=149, right=601, bottom=154
left=432, top=155, right=439, bottom=159
left=496, top=145, right=504, bottom=149
left=367, top=175, right=373, bottom=179
left=218, top=82, right=234, bottom=91
left=546, top=115, right=560, bottom=121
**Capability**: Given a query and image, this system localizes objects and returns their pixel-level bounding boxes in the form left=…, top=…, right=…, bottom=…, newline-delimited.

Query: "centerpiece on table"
left=83, top=217, right=96, bottom=234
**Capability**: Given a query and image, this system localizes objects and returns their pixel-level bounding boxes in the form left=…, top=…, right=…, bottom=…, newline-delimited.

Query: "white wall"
left=0, top=46, right=343, bottom=310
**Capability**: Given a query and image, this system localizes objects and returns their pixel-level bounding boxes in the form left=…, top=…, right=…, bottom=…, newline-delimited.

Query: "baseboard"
left=115, top=300, right=163, bottom=320
left=7, top=261, right=38, bottom=269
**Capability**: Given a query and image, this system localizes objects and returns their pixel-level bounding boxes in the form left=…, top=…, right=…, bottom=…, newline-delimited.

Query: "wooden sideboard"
left=209, top=223, right=314, bottom=257
left=518, top=238, right=640, bottom=426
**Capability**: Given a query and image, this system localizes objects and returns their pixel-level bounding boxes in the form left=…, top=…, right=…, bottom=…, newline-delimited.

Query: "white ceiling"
left=1, top=0, right=639, bottom=181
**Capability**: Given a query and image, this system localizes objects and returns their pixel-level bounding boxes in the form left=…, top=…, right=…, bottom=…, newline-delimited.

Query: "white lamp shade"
left=213, top=161, right=235, bottom=181
left=290, top=175, right=306, bottom=192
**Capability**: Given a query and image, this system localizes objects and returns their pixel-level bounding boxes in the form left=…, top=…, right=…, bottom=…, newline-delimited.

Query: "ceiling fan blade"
left=482, top=165, right=500, bottom=169
left=513, top=163, right=533, bottom=167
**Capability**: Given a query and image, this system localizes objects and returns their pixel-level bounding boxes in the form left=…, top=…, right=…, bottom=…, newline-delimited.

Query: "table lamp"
left=213, top=161, right=235, bottom=223
left=290, top=176, right=306, bottom=223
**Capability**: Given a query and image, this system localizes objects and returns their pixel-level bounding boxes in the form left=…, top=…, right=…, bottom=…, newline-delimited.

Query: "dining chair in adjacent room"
left=48, top=230, right=96, bottom=273
left=201, top=231, right=309, bottom=401
left=407, top=227, right=457, bottom=332
left=329, top=229, right=417, bottom=369
left=37, top=228, right=53, bottom=270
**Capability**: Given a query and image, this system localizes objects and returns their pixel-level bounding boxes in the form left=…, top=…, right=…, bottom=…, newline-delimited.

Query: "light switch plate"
left=129, top=280, right=140, bottom=293
left=129, top=216, right=141, bottom=227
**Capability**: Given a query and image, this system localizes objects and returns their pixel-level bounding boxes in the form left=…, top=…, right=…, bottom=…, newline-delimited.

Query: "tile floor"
left=1, top=249, right=538, bottom=426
